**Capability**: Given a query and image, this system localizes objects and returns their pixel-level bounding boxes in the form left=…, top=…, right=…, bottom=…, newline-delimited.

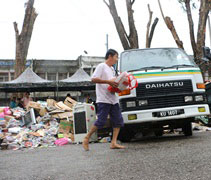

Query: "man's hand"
left=108, top=79, right=119, bottom=88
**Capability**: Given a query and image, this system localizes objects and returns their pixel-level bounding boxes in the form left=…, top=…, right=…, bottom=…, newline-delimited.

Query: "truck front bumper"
left=122, top=104, right=210, bottom=124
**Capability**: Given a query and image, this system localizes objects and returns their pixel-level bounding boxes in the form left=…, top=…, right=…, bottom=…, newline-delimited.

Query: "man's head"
left=105, top=49, right=119, bottom=66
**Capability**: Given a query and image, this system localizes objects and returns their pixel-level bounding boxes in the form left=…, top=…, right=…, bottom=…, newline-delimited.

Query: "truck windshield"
left=120, top=48, right=196, bottom=72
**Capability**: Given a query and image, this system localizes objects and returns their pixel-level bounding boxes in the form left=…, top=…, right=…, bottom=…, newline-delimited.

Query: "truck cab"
left=117, top=48, right=210, bottom=142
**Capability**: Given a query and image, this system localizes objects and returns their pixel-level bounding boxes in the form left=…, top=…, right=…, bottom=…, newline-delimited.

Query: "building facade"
left=0, top=56, right=105, bottom=106
left=0, top=56, right=105, bottom=82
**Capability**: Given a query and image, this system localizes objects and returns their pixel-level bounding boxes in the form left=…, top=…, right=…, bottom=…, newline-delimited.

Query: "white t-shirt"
left=92, top=63, right=119, bottom=105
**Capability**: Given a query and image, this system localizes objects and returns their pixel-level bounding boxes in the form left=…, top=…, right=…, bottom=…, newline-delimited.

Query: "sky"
left=0, top=0, right=210, bottom=60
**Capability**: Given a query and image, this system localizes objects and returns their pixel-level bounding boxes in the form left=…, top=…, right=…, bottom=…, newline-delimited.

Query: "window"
left=120, top=48, right=196, bottom=72
left=11, top=73, right=14, bottom=80
left=59, top=73, right=67, bottom=80
left=0, top=73, right=9, bottom=82
left=47, top=73, right=56, bottom=80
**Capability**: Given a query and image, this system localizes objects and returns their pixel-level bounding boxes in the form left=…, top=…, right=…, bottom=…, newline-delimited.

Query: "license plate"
left=153, top=109, right=184, bottom=117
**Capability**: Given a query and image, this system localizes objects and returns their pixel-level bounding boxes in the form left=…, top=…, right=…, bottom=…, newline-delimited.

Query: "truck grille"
left=136, top=80, right=193, bottom=97
left=120, top=94, right=206, bottom=112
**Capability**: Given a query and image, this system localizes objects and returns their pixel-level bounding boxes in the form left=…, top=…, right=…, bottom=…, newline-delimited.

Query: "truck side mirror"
left=203, top=46, right=211, bottom=61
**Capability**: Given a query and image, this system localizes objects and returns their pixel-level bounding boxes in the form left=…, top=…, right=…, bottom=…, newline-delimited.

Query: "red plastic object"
left=108, top=73, right=138, bottom=93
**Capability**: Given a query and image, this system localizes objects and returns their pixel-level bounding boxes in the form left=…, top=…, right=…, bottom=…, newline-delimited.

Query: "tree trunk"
left=196, top=0, right=209, bottom=60
left=103, top=0, right=138, bottom=50
left=185, top=0, right=197, bottom=58
left=158, top=0, right=184, bottom=49
left=126, top=0, right=139, bottom=49
left=195, top=0, right=210, bottom=78
left=14, top=0, right=37, bottom=79
left=177, top=0, right=211, bottom=79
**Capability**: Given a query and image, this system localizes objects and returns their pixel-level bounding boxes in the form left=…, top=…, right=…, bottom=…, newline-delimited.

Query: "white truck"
left=117, top=48, right=210, bottom=142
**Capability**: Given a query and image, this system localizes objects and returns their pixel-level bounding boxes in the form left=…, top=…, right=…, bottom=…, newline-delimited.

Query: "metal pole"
left=79, top=55, right=82, bottom=68
left=56, top=80, right=59, bottom=101
left=5, top=92, right=8, bottom=106
left=106, top=34, right=109, bottom=51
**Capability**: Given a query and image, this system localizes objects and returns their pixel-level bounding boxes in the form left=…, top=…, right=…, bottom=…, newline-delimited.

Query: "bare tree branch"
left=146, top=4, right=153, bottom=48
left=131, top=0, right=135, bottom=5
left=165, top=17, right=184, bottom=49
left=103, top=0, right=110, bottom=8
left=13, top=22, right=19, bottom=39
left=148, top=18, right=159, bottom=48
left=158, top=0, right=184, bottom=49
left=158, top=0, right=165, bottom=21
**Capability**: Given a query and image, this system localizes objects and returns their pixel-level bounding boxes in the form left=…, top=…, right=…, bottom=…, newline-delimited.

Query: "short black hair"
left=67, top=93, right=71, bottom=97
left=105, top=49, right=118, bottom=60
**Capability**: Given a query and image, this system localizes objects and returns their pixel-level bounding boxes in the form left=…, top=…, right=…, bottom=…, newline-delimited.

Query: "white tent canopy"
left=60, top=68, right=91, bottom=82
left=5, top=67, right=52, bottom=84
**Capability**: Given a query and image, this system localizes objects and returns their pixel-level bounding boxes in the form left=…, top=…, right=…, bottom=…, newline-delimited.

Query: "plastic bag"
left=54, top=138, right=70, bottom=146
left=108, top=72, right=138, bottom=93
left=4, top=107, right=12, bottom=115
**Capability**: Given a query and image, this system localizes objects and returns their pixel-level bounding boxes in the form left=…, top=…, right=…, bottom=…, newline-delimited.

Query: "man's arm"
left=92, top=78, right=118, bottom=88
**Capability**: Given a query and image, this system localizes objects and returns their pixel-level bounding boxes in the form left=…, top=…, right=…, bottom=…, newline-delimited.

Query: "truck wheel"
left=154, top=129, right=163, bottom=137
left=182, top=121, right=192, bottom=136
left=118, top=127, right=134, bottom=142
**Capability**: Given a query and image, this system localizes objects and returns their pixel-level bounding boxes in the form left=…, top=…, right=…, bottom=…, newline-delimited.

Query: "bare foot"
left=110, top=143, right=125, bottom=149
left=82, top=137, right=89, bottom=151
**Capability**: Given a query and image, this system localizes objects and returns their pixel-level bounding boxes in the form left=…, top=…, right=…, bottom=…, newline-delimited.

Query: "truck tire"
left=118, top=127, right=134, bottom=142
left=182, top=121, right=192, bottom=136
left=154, top=129, right=163, bottom=137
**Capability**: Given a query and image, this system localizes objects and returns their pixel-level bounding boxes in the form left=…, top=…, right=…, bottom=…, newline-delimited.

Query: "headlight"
left=195, top=95, right=203, bottom=102
left=126, top=101, right=136, bottom=107
left=184, top=96, right=193, bottom=102
left=138, top=100, right=148, bottom=106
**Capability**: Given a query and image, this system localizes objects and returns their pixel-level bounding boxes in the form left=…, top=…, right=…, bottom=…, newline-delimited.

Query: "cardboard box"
left=57, top=133, right=74, bottom=142
left=58, top=120, right=73, bottom=134
left=64, top=97, right=77, bottom=108
left=48, top=109, right=65, bottom=114
left=27, top=101, right=41, bottom=110
left=55, top=101, right=72, bottom=111
left=52, top=114, right=60, bottom=119
left=47, top=99, right=57, bottom=107
left=39, top=108, right=47, bottom=117
left=57, top=112, right=73, bottom=119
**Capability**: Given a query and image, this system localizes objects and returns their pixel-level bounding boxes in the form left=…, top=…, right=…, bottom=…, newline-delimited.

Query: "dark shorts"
left=94, top=103, right=124, bottom=129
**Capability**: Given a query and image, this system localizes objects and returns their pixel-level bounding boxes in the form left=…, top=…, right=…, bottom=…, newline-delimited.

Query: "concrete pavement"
left=1, top=132, right=211, bottom=180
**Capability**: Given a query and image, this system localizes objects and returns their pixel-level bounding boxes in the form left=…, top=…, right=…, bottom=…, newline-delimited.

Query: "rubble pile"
left=0, top=97, right=77, bottom=150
